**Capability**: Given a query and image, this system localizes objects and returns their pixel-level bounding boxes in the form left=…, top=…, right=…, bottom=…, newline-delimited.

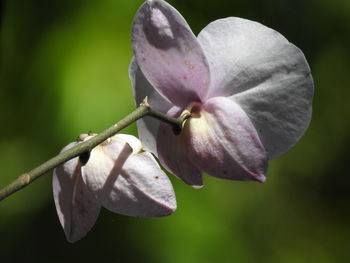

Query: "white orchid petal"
left=188, top=97, right=268, bottom=182
left=132, top=0, right=210, bottom=107
left=157, top=98, right=268, bottom=184
left=81, top=136, right=132, bottom=199
left=82, top=135, right=176, bottom=217
left=198, top=17, right=314, bottom=158
left=105, top=152, right=177, bottom=217
left=115, top=134, right=142, bottom=154
left=53, top=142, right=100, bottom=243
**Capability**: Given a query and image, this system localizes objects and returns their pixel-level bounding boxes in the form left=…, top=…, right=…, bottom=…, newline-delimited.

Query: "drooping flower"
left=53, top=134, right=176, bottom=242
left=130, top=0, right=314, bottom=187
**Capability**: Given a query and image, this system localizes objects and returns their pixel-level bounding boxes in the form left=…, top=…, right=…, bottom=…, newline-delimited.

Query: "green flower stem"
left=0, top=99, right=189, bottom=202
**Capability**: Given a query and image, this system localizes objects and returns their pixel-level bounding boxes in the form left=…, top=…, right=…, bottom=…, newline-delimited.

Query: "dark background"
left=1, top=0, right=349, bottom=262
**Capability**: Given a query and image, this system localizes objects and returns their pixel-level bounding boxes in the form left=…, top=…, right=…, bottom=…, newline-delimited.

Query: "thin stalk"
left=0, top=99, right=190, bottom=202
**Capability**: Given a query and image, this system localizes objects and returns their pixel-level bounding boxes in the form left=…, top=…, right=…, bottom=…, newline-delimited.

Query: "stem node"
left=18, top=174, right=30, bottom=185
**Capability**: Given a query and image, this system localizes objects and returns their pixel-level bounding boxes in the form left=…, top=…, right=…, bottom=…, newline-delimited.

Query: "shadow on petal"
left=100, top=143, right=133, bottom=198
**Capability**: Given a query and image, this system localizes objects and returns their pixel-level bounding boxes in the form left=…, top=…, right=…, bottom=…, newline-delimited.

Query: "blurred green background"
left=1, top=0, right=349, bottom=262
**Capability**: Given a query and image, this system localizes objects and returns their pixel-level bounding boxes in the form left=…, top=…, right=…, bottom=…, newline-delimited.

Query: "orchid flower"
left=130, top=0, right=314, bottom=187
left=53, top=134, right=176, bottom=242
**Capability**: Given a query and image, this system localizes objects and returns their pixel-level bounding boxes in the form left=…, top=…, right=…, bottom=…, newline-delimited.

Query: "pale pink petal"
left=157, top=107, right=203, bottom=188
left=132, top=0, right=210, bottom=107
left=81, top=136, right=133, bottom=201
left=53, top=143, right=100, bottom=243
left=129, top=57, right=172, bottom=155
left=157, top=98, right=268, bottom=184
left=198, top=17, right=313, bottom=158
left=82, top=135, right=176, bottom=217
left=107, top=152, right=176, bottom=217
left=187, top=97, right=268, bottom=182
